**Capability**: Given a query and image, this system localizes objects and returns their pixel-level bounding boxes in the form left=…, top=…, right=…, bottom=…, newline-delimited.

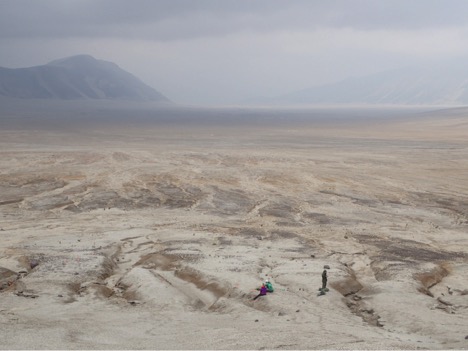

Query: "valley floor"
left=1, top=105, right=468, bottom=349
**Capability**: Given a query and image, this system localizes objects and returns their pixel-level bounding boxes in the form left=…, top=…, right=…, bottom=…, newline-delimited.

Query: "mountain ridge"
left=249, top=60, right=468, bottom=106
left=0, top=55, right=170, bottom=102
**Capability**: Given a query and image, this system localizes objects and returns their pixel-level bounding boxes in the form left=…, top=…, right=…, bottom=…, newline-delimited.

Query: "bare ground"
left=1, top=105, right=468, bottom=349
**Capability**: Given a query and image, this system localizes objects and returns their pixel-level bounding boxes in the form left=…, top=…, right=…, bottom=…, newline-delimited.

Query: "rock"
left=437, top=297, right=453, bottom=306
left=465, top=335, right=468, bottom=340
left=323, top=265, right=330, bottom=269
left=29, top=260, right=39, bottom=269
left=1, top=267, right=18, bottom=279
left=0, top=267, right=19, bottom=289
left=332, top=277, right=363, bottom=296
left=15, top=291, right=39, bottom=298
left=296, top=309, right=300, bottom=312
left=255, top=319, right=259, bottom=322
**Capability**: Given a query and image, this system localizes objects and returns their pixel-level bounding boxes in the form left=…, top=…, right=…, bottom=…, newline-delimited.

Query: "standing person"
left=253, top=283, right=267, bottom=300
left=322, top=269, right=328, bottom=290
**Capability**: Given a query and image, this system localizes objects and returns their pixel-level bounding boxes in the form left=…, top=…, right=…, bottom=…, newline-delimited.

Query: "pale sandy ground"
left=1, top=104, right=468, bottom=349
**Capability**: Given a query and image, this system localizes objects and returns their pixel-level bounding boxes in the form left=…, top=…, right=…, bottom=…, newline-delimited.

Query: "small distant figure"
left=253, top=283, right=267, bottom=300
left=322, top=269, right=328, bottom=290
left=265, top=279, right=274, bottom=293
left=318, top=268, right=329, bottom=296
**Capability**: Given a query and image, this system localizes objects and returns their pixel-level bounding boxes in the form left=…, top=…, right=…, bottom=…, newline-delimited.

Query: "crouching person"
left=265, top=279, right=274, bottom=293
left=253, top=283, right=267, bottom=300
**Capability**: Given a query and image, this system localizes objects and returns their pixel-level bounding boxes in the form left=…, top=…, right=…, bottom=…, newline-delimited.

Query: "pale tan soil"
left=0, top=106, right=468, bottom=349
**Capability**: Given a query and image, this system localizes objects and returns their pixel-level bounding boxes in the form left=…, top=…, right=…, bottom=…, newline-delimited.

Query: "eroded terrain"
left=1, top=105, right=468, bottom=349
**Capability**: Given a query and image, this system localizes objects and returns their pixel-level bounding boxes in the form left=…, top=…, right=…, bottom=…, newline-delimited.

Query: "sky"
left=1, top=0, right=468, bottom=105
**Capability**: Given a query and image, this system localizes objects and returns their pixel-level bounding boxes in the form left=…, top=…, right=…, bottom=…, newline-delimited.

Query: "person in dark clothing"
left=253, top=284, right=267, bottom=300
left=322, top=269, right=328, bottom=290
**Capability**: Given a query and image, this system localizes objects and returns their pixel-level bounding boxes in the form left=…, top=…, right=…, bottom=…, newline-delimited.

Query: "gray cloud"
left=2, top=0, right=468, bottom=41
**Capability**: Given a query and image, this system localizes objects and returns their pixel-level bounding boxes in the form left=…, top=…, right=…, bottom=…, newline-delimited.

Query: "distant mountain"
left=0, top=55, right=170, bottom=102
left=272, top=61, right=468, bottom=106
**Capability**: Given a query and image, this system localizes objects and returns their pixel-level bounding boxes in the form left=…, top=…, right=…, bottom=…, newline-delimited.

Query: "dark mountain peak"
left=0, top=55, right=170, bottom=102
left=48, top=54, right=102, bottom=67
left=47, top=55, right=118, bottom=71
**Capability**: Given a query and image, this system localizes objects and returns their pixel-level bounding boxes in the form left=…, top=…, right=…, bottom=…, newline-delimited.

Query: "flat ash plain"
left=1, top=102, right=468, bottom=349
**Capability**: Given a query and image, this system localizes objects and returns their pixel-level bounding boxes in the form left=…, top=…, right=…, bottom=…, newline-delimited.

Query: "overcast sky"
left=2, top=0, right=468, bottom=105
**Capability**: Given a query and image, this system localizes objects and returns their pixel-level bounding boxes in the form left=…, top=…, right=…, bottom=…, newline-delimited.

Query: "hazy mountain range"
left=2, top=55, right=468, bottom=106
left=250, top=60, right=468, bottom=106
left=0, top=55, right=169, bottom=102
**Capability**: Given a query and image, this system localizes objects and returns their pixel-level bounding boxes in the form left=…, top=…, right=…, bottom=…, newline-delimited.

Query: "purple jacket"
left=260, top=285, right=267, bottom=295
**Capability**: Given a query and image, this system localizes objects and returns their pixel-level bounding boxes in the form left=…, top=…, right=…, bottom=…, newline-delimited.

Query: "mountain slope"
left=277, top=62, right=468, bottom=106
left=0, top=55, right=170, bottom=101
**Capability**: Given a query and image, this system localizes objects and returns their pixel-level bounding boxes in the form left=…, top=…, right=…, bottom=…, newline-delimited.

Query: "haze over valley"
left=3, top=54, right=468, bottom=107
